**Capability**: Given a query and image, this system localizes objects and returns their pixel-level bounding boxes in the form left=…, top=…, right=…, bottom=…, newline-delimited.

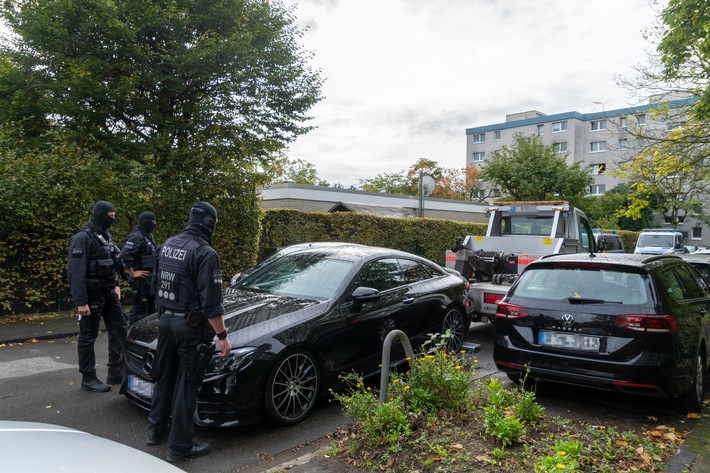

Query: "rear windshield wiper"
left=567, top=297, right=609, bottom=304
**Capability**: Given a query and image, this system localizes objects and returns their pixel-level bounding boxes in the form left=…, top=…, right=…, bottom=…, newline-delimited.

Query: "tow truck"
left=445, top=201, right=597, bottom=322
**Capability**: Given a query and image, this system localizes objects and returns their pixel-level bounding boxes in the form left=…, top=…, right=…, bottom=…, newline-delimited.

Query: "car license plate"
left=539, top=330, right=600, bottom=351
left=127, top=374, right=154, bottom=399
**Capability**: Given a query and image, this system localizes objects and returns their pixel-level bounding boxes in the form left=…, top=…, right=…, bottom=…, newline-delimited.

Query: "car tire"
left=379, top=318, right=397, bottom=342
left=263, top=350, right=321, bottom=426
left=679, top=351, right=705, bottom=414
left=441, top=306, right=466, bottom=353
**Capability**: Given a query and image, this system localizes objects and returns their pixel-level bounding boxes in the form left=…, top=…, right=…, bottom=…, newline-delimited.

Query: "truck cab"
left=446, top=201, right=596, bottom=322
left=449, top=201, right=596, bottom=282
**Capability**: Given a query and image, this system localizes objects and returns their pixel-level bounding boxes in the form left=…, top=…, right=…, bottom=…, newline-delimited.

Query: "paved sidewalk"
left=0, top=312, right=81, bottom=344
left=1, top=313, right=709, bottom=472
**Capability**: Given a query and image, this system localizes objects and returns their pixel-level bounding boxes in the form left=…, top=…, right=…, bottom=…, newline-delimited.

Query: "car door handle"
left=402, top=297, right=415, bottom=304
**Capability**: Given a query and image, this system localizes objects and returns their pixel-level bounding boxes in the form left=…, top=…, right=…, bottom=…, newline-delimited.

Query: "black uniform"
left=121, top=211, right=157, bottom=324
left=148, top=210, right=224, bottom=457
left=67, top=201, right=128, bottom=389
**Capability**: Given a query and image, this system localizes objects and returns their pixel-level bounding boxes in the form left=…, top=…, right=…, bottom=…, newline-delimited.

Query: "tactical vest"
left=83, top=228, right=117, bottom=279
left=129, top=231, right=156, bottom=271
left=156, top=234, right=206, bottom=311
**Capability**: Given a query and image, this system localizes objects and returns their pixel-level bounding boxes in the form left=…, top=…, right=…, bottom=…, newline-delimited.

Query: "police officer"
left=147, top=202, right=231, bottom=463
left=121, top=211, right=158, bottom=324
left=67, top=200, right=128, bottom=392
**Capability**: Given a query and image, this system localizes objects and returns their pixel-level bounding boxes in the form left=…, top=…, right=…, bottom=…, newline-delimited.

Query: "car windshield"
left=511, top=267, right=649, bottom=304
left=637, top=234, right=674, bottom=248
left=237, top=252, right=354, bottom=300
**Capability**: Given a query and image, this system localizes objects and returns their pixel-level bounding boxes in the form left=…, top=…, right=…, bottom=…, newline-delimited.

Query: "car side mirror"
left=597, top=238, right=606, bottom=252
left=351, top=286, right=381, bottom=303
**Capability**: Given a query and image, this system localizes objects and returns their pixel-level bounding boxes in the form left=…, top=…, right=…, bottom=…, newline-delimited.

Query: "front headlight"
left=207, top=347, right=257, bottom=376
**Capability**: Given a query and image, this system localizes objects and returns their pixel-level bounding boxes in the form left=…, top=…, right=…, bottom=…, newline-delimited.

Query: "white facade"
left=465, top=97, right=709, bottom=247
left=259, top=182, right=489, bottom=223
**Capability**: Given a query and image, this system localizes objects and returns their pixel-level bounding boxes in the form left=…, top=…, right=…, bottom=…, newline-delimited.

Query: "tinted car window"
left=689, top=262, right=710, bottom=286
left=354, top=258, right=404, bottom=292
left=398, top=258, right=433, bottom=284
left=511, top=266, right=648, bottom=304
left=657, top=268, right=686, bottom=302
left=674, top=265, right=705, bottom=299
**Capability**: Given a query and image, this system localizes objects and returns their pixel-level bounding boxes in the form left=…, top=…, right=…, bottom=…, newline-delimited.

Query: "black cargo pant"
left=148, top=312, right=207, bottom=454
left=78, top=283, right=128, bottom=380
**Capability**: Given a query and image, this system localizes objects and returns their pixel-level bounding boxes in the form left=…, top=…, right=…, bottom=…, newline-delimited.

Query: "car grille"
left=124, top=341, right=156, bottom=381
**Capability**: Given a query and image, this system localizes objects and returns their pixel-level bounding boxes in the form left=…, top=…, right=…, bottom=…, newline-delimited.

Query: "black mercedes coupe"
left=121, top=243, right=473, bottom=427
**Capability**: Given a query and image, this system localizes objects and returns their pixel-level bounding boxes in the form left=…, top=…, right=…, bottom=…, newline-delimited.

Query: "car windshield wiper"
left=567, top=297, right=624, bottom=304
left=567, top=297, right=612, bottom=304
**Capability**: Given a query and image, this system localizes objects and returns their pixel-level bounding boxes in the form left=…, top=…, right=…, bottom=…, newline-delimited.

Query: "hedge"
left=2, top=207, right=645, bottom=315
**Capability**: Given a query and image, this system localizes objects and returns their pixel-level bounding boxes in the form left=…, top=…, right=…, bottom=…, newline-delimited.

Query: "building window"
left=473, top=152, right=485, bottom=162
left=620, top=117, right=628, bottom=128
left=552, top=121, right=568, bottom=132
left=692, top=226, right=702, bottom=240
left=537, top=124, right=544, bottom=135
left=636, top=114, right=646, bottom=126
left=473, top=133, right=485, bottom=143
left=590, top=163, right=606, bottom=175
left=554, top=142, right=568, bottom=153
left=494, top=130, right=501, bottom=140
left=591, top=119, right=606, bottom=131
left=590, top=141, right=607, bottom=153
left=619, top=139, right=629, bottom=150
left=590, top=184, right=605, bottom=196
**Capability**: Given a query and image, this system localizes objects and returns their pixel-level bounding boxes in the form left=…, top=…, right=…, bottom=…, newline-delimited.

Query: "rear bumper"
left=493, top=343, right=694, bottom=398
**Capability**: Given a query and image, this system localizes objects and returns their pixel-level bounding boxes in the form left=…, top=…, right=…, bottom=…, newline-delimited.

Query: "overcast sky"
left=281, top=0, right=665, bottom=188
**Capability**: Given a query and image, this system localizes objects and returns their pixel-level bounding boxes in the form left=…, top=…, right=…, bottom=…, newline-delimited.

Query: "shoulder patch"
left=213, top=270, right=223, bottom=285
left=72, top=247, right=84, bottom=257
left=123, top=241, right=135, bottom=250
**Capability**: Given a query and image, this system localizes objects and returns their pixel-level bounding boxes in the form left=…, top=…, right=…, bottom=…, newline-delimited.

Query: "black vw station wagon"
left=493, top=253, right=710, bottom=412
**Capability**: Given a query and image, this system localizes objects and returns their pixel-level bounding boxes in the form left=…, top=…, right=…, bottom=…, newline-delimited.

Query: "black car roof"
left=276, top=243, right=432, bottom=264
left=534, top=252, right=683, bottom=268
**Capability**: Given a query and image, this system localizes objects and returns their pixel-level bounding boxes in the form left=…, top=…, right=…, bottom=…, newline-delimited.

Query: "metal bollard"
left=379, top=329, right=415, bottom=403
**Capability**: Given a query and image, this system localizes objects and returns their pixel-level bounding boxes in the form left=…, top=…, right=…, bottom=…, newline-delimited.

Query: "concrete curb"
left=667, top=409, right=710, bottom=473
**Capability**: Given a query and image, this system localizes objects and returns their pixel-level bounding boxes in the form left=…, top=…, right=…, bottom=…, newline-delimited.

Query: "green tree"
left=359, top=172, right=409, bottom=194
left=0, top=0, right=323, bottom=308
left=617, top=127, right=710, bottom=228
left=657, top=0, right=710, bottom=121
left=479, top=133, right=593, bottom=202
left=264, top=154, right=328, bottom=186
left=359, top=158, right=443, bottom=195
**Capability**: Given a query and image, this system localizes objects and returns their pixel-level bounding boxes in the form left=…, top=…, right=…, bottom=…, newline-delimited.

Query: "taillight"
left=484, top=292, right=504, bottom=305
left=614, top=315, right=676, bottom=333
left=496, top=301, right=528, bottom=318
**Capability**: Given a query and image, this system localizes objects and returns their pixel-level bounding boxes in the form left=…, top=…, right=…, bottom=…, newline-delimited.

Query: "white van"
left=634, top=229, right=685, bottom=255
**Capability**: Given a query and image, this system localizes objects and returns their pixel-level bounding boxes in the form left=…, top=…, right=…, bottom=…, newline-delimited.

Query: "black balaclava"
left=138, top=211, right=157, bottom=233
left=188, top=201, right=217, bottom=238
left=91, top=200, right=116, bottom=231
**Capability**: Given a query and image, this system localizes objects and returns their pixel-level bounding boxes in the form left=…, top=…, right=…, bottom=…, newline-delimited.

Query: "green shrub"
left=534, top=440, right=583, bottom=473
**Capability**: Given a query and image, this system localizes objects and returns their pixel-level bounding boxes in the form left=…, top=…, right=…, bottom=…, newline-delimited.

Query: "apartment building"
left=465, top=96, right=709, bottom=247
